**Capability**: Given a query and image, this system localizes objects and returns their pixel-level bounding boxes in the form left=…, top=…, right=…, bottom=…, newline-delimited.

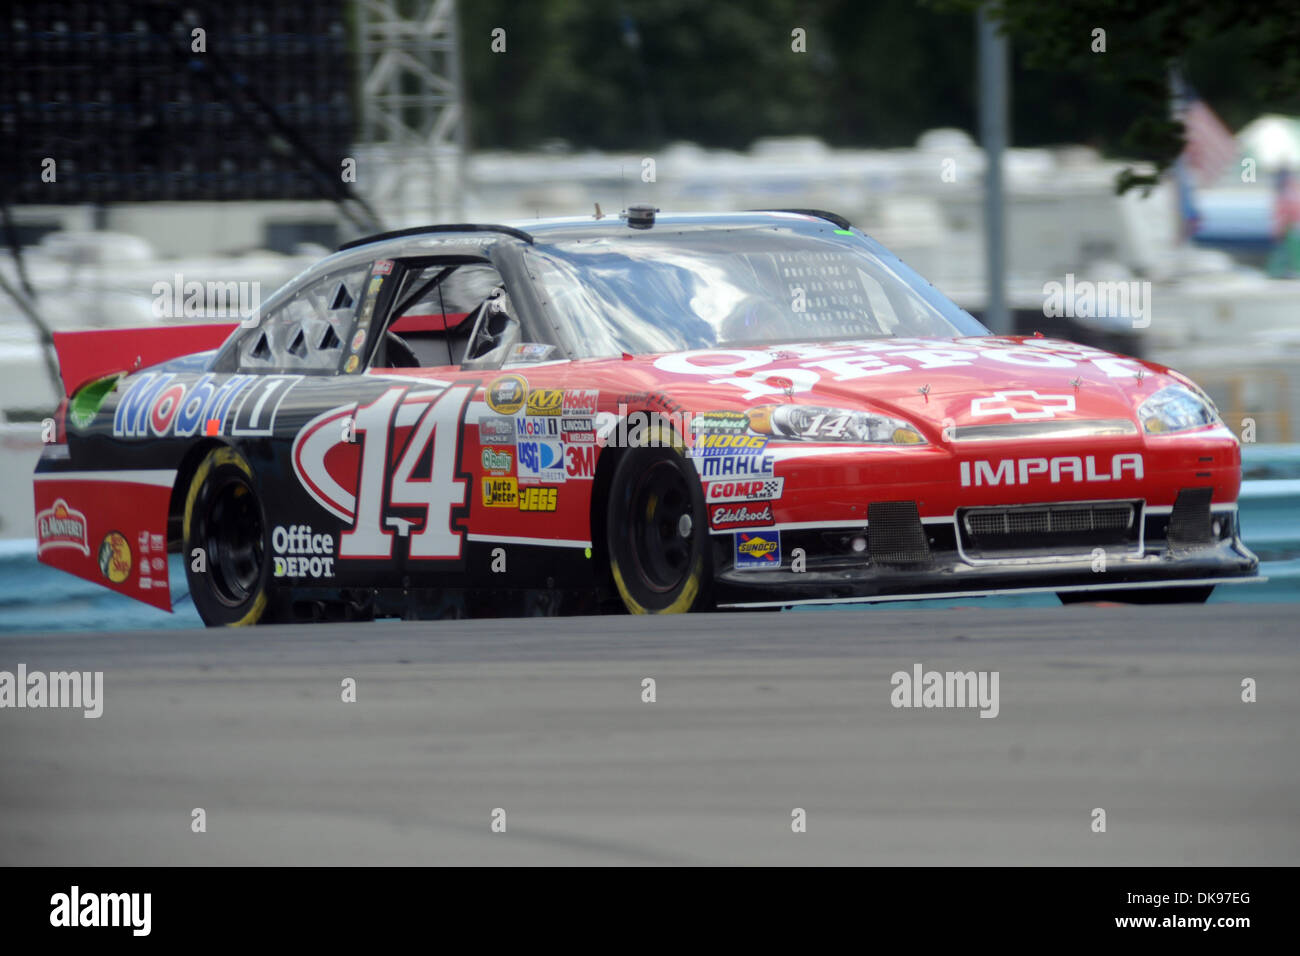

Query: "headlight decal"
left=1137, top=385, right=1219, bottom=434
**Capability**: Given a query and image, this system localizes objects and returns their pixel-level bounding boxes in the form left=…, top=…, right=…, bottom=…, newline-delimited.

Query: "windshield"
left=528, top=227, right=987, bottom=357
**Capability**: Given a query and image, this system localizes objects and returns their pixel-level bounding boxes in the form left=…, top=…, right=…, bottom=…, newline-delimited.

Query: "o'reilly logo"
left=960, top=453, right=1142, bottom=487
left=50, top=886, right=151, bottom=936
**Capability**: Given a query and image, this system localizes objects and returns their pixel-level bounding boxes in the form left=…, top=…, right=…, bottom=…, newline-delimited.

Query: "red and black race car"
left=33, top=209, right=1259, bottom=625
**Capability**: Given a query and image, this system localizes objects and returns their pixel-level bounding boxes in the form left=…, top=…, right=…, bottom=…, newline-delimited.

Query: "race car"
left=32, top=209, right=1259, bottom=625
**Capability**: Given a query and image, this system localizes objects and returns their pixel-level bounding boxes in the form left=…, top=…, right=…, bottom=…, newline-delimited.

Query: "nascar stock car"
left=33, top=209, right=1258, bottom=625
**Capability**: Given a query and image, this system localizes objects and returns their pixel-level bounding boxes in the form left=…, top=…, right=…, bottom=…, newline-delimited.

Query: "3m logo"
left=36, top=498, right=89, bottom=556
left=959, top=453, right=1144, bottom=486
left=565, top=444, right=596, bottom=479
left=482, top=477, right=517, bottom=507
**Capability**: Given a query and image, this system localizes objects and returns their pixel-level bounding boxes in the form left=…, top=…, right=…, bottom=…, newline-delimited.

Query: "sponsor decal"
left=372, top=259, right=394, bottom=275
left=704, top=477, right=784, bottom=503
left=560, top=416, right=595, bottom=443
left=691, top=410, right=750, bottom=435
left=959, top=453, right=1144, bottom=487
left=344, top=355, right=360, bottom=374
left=97, top=531, right=132, bottom=583
left=525, top=388, right=563, bottom=416
left=710, top=502, right=775, bottom=529
left=478, top=416, right=515, bottom=445
left=693, top=433, right=768, bottom=456
left=292, top=385, right=473, bottom=561
left=516, top=416, right=560, bottom=438
left=227, top=375, right=300, bottom=437
left=696, top=454, right=776, bottom=478
left=565, top=443, right=597, bottom=479
left=368, top=275, right=384, bottom=294
left=506, top=343, right=556, bottom=364
left=562, top=389, right=599, bottom=416
left=970, top=390, right=1076, bottom=420
left=518, top=486, right=558, bottom=512
left=517, top=439, right=566, bottom=483
left=113, top=372, right=255, bottom=439
left=272, top=524, right=336, bottom=579
left=36, top=499, right=89, bottom=556
left=481, top=447, right=513, bottom=474
left=350, top=328, right=367, bottom=352
left=486, top=374, right=528, bottom=415
left=734, top=531, right=781, bottom=570
left=482, top=477, right=518, bottom=507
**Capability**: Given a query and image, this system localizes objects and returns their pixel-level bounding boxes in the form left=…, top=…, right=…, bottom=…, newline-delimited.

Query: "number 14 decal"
left=341, top=385, right=473, bottom=560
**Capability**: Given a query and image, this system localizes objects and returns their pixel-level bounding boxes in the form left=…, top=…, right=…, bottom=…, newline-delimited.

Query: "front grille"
left=867, top=500, right=931, bottom=565
left=959, top=501, right=1138, bottom=558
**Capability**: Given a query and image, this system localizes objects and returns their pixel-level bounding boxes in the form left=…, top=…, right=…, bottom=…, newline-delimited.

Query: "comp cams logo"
left=272, top=525, right=335, bottom=578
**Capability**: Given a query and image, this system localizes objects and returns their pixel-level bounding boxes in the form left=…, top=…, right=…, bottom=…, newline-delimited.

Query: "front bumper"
left=710, top=505, right=1260, bottom=607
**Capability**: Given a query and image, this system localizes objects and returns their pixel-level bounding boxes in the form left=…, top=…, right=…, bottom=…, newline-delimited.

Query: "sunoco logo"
left=36, top=499, right=89, bottom=556
left=959, top=453, right=1143, bottom=487
left=272, top=525, right=335, bottom=578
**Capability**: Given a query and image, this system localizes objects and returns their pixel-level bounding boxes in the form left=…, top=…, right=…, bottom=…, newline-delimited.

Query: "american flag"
left=1181, top=99, right=1238, bottom=188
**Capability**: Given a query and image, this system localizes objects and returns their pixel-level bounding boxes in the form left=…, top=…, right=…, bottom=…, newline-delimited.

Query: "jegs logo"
left=113, top=372, right=297, bottom=438
left=36, top=498, right=89, bottom=556
left=709, top=503, right=775, bottom=529
left=293, top=385, right=473, bottom=560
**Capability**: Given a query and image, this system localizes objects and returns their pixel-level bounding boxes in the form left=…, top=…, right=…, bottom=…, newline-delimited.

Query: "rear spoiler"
left=50, top=323, right=239, bottom=397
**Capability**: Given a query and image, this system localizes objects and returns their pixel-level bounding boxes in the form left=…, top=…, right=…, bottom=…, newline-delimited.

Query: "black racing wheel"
left=606, top=420, right=712, bottom=614
left=183, top=446, right=277, bottom=627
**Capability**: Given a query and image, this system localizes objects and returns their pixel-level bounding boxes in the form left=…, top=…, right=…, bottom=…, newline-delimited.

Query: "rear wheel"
left=183, top=446, right=276, bottom=627
left=1057, top=585, right=1214, bottom=605
left=606, top=424, right=711, bottom=614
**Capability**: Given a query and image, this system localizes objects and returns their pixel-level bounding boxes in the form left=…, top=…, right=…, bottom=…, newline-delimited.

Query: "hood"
left=589, top=335, right=1187, bottom=440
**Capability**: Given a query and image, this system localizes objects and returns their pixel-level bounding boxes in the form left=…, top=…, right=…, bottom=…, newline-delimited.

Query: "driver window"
left=375, top=262, right=512, bottom=369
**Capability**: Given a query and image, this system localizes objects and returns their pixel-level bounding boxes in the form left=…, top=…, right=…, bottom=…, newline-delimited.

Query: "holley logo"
left=36, top=499, right=89, bottom=556
left=734, top=531, right=781, bottom=570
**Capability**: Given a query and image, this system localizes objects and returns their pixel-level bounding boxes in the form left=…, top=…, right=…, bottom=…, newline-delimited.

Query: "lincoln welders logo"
left=36, top=499, right=89, bottom=556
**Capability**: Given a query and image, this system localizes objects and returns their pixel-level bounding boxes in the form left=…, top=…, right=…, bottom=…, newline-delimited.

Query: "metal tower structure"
left=355, top=0, right=468, bottom=226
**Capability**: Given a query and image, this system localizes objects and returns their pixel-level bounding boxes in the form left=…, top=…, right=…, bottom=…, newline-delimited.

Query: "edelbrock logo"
left=960, top=453, right=1143, bottom=487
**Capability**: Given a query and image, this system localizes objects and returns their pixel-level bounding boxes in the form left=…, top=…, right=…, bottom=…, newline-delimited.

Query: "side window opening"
left=239, top=264, right=366, bottom=371
left=373, top=262, right=517, bottom=370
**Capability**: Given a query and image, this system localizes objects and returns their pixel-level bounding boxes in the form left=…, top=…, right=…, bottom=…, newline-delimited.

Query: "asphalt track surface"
left=1, top=604, right=1296, bottom=866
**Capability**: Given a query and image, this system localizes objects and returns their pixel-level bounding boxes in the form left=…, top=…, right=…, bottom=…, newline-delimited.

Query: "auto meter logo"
left=705, top=478, right=784, bottom=503
left=710, top=503, right=775, bottom=530
left=97, top=531, right=132, bottom=583
left=36, top=498, right=89, bottom=556
left=734, top=531, right=781, bottom=570
left=482, top=477, right=518, bottom=507
left=486, top=374, right=527, bottom=415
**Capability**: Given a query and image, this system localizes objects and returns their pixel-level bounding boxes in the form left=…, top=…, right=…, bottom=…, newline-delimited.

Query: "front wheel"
left=606, top=426, right=712, bottom=614
left=183, top=446, right=276, bottom=627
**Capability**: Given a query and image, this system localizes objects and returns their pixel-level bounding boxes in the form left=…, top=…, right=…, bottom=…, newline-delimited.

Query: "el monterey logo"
left=960, top=453, right=1143, bottom=487
left=37, top=499, right=89, bottom=556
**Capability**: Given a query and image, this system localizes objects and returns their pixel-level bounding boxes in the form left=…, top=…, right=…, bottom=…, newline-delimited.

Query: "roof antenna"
left=594, top=202, right=604, bottom=220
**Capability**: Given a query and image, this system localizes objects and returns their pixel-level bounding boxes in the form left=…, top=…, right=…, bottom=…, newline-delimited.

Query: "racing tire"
left=606, top=421, right=712, bottom=614
left=1057, top=585, right=1214, bottom=605
left=183, top=446, right=277, bottom=627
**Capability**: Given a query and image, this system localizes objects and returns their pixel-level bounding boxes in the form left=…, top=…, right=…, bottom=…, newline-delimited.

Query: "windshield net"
left=529, top=228, right=983, bottom=357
